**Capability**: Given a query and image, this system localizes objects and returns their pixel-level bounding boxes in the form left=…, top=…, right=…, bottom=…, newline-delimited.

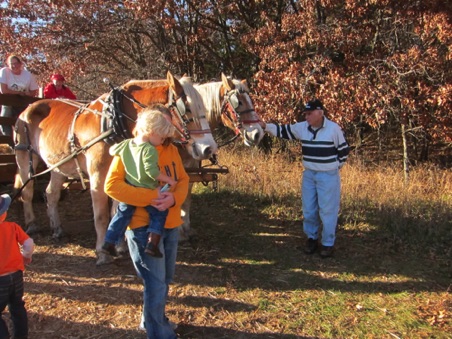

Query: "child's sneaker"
left=101, top=242, right=117, bottom=257
left=144, top=242, right=163, bottom=258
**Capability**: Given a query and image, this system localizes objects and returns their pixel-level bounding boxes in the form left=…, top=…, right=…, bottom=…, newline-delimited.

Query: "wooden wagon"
left=0, top=94, right=42, bottom=187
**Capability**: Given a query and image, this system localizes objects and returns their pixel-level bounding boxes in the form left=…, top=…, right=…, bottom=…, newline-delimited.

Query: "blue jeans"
left=302, top=169, right=341, bottom=246
left=104, top=202, right=168, bottom=245
left=0, top=270, right=28, bottom=339
left=126, top=226, right=179, bottom=339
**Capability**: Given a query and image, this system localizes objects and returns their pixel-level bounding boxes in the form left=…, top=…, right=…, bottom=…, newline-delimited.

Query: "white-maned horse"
left=177, top=73, right=265, bottom=241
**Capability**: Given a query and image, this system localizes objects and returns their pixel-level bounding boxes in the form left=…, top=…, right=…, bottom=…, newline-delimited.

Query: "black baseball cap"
left=303, top=99, right=324, bottom=112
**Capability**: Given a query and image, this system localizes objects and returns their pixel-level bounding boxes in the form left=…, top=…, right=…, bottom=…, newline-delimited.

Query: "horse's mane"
left=122, top=79, right=169, bottom=90
left=179, top=76, right=207, bottom=120
left=194, top=82, right=222, bottom=123
left=194, top=78, right=249, bottom=123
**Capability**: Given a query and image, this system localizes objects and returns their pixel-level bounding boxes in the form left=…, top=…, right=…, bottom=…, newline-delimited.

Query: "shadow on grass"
left=5, top=185, right=450, bottom=337
left=179, top=190, right=451, bottom=295
left=177, top=324, right=318, bottom=338
left=25, top=311, right=317, bottom=339
left=26, top=312, right=145, bottom=339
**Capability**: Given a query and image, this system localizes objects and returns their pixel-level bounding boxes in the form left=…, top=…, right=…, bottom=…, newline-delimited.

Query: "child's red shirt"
left=0, top=221, right=31, bottom=275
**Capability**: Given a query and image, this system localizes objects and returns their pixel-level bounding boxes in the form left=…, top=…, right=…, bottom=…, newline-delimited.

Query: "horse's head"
left=220, top=73, right=264, bottom=147
left=167, top=72, right=218, bottom=161
left=197, top=74, right=264, bottom=147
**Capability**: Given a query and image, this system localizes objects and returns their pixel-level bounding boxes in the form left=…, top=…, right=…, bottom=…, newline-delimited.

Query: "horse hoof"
left=116, top=240, right=128, bottom=254
left=26, top=223, right=41, bottom=235
left=96, top=251, right=114, bottom=266
left=52, top=229, right=65, bottom=240
left=188, top=234, right=199, bottom=245
left=178, top=232, right=190, bottom=243
left=179, top=226, right=196, bottom=243
left=115, top=250, right=129, bottom=260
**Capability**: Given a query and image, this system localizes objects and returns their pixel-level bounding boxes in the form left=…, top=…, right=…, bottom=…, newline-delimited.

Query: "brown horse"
left=14, top=72, right=217, bottom=265
left=176, top=74, right=265, bottom=241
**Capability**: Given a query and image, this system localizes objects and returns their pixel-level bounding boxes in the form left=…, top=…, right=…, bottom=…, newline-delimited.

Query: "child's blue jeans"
left=104, top=202, right=168, bottom=245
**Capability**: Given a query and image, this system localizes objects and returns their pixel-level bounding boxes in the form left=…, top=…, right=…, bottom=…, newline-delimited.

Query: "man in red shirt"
left=43, top=73, right=77, bottom=99
left=0, top=194, right=35, bottom=339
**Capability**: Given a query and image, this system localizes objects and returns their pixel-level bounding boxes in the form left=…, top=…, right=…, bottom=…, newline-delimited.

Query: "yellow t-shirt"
left=104, top=143, right=189, bottom=229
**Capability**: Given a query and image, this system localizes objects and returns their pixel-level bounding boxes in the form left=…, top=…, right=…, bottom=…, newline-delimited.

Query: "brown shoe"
left=145, top=243, right=163, bottom=258
left=320, top=245, right=334, bottom=258
left=145, top=233, right=163, bottom=258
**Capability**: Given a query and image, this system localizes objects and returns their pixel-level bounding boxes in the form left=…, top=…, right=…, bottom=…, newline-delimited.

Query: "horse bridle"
left=221, top=88, right=261, bottom=136
left=166, top=89, right=211, bottom=144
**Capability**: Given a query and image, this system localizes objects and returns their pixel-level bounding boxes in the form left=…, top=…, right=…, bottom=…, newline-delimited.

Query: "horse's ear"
left=241, top=79, right=250, bottom=91
left=221, top=73, right=234, bottom=91
left=167, top=71, right=184, bottom=96
left=167, top=71, right=175, bottom=86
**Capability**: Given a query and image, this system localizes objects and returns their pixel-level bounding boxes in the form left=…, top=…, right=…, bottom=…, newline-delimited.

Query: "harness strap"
left=101, top=89, right=135, bottom=144
left=68, top=105, right=86, bottom=149
left=68, top=105, right=89, bottom=186
left=25, top=124, right=35, bottom=178
left=36, top=129, right=115, bottom=178
left=12, top=129, right=115, bottom=202
left=73, top=157, right=87, bottom=190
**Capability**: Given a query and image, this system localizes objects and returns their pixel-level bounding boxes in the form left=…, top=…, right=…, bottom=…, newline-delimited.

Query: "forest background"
left=1, top=0, right=451, bottom=169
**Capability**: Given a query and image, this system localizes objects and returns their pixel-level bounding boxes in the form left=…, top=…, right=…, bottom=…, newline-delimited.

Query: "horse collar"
left=100, top=89, right=134, bottom=144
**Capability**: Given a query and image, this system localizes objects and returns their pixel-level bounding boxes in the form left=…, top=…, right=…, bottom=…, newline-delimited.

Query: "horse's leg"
left=178, top=147, right=199, bottom=243
left=89, top=171, right=114, bottom=266
left=14, top=150, right=39, bottom=233
left=179, top=182, right=194, bottom=242
left=46, top=172, right=66, bottom=239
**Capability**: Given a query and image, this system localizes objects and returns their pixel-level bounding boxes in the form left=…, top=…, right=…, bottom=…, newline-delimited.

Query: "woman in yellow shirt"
left=104, top=107, right=189, bottom=339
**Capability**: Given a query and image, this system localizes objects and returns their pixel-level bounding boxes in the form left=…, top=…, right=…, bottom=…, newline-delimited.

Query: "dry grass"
left=2, top=143, right=451, bottom=338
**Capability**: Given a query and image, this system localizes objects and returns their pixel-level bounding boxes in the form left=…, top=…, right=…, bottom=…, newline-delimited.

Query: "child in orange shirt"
left=0, top=194, right=34, bottom=339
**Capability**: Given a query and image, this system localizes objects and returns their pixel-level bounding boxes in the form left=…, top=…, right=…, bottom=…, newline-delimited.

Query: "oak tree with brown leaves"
left=1, top=0, right=450, bottom=168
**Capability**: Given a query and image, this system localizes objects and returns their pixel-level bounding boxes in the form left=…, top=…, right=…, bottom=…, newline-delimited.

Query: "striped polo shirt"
left=265, top=117, right=349, bottom=171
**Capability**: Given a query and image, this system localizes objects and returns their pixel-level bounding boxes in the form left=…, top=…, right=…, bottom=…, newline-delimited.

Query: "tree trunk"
left=401, top=122, right=409, bottom=183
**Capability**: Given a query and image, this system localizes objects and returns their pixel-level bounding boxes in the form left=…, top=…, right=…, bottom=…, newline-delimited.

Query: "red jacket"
left=43, top=83, right=77, bottom=99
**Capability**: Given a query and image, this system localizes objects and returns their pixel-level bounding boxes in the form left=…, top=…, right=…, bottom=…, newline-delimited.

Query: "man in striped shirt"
left=261, top=99, right=349, bottom=257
